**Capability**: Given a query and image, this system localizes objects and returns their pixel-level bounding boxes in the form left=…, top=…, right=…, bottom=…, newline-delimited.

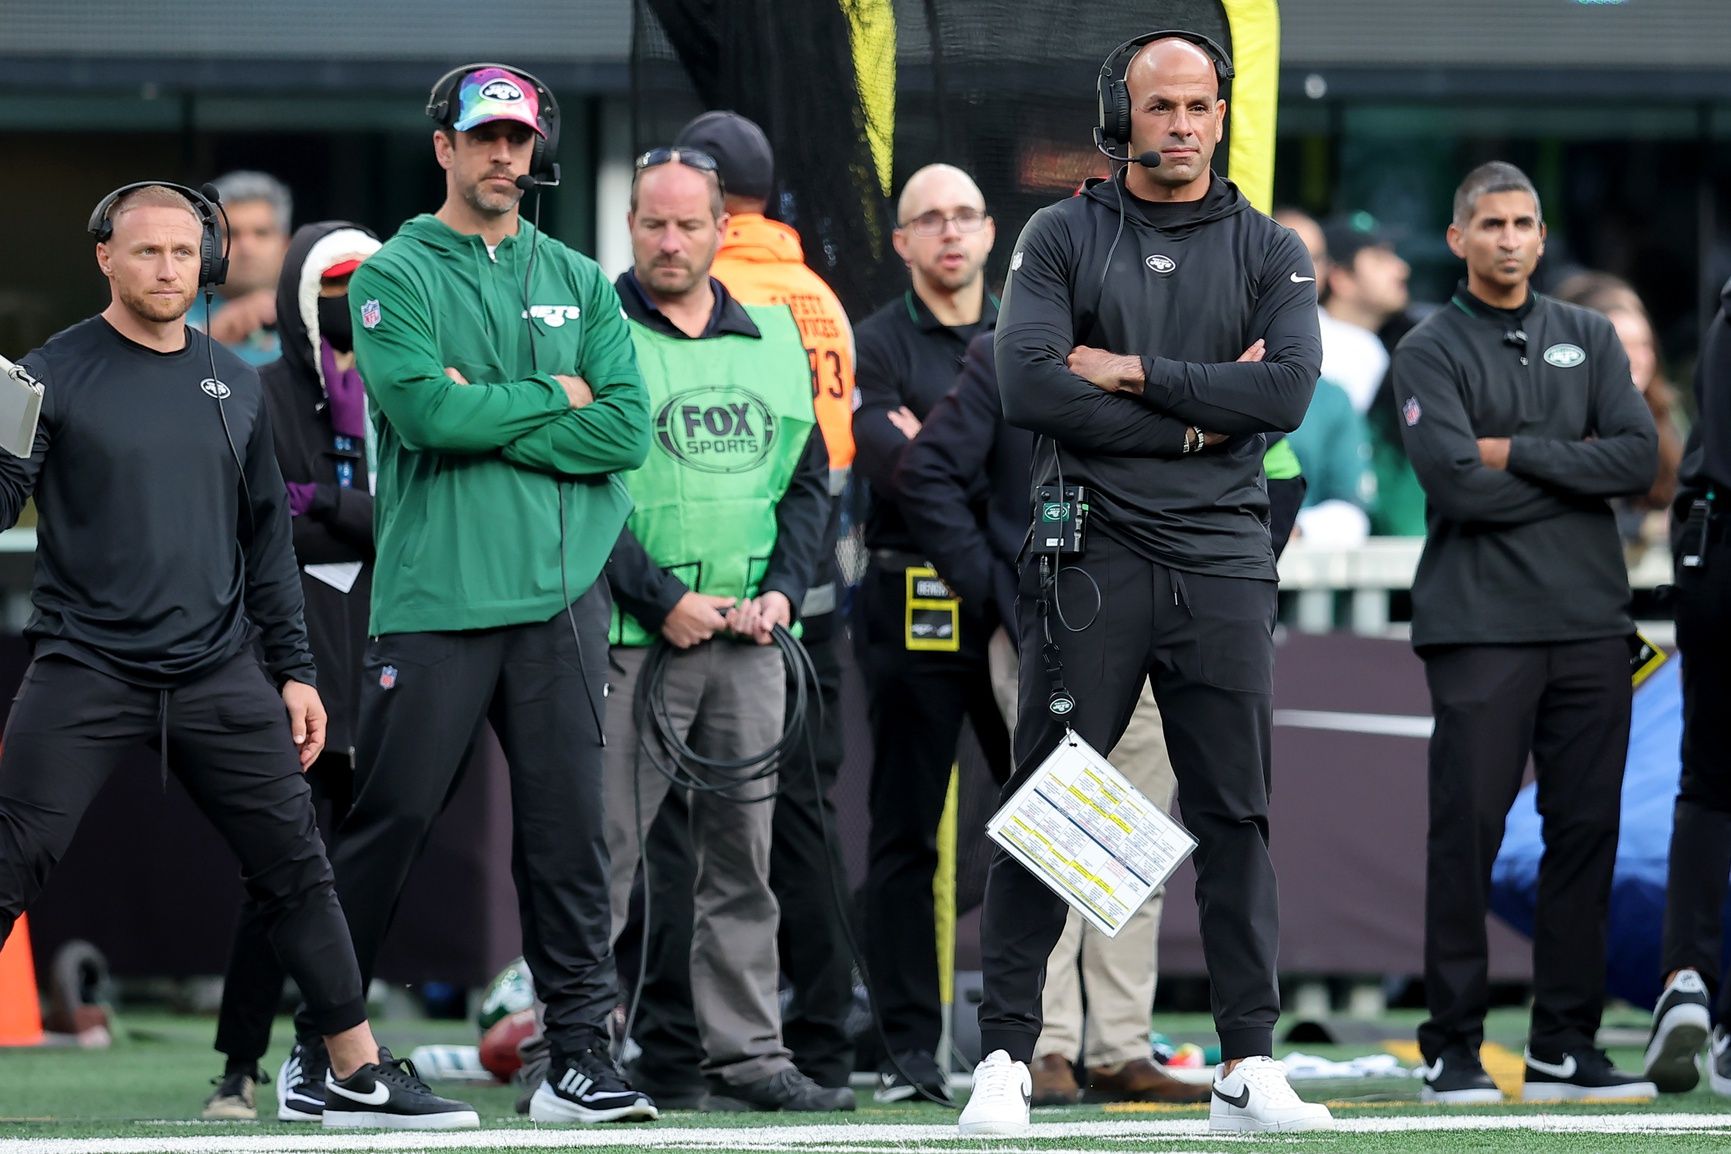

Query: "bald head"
left=1119, top=36, right=1226, bottom=199
left=896, top=164, right=985, bottom=230
left=892, top=162, right=994, bottom=301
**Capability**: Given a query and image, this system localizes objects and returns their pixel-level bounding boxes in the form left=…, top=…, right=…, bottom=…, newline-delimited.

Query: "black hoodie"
left=260, top=221, right=379, bottom=756
left=995, top=172, right=1321, bottom=578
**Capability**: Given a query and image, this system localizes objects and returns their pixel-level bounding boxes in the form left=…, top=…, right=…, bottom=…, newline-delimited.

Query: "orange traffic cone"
left=0, top=913, right=45, bottom=1045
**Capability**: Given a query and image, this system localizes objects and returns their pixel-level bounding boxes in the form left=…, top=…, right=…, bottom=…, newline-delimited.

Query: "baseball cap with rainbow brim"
left=451, top=67, right=545, bottom=138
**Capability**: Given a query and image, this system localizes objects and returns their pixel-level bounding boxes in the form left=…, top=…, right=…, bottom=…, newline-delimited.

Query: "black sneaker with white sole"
left=277, top=1041, right=329, bottom=1123
left=1418, top=1049, right=1502, bottom=1104
left=1521, top=1047, right=1657, bottom=1102
left=529, top=1044, right=659, bottom=1123
left=1645, top=969, right=1711, bottom=1093
left=702, top=1066, right=856, bottom=1112
left=874, top=1050, right=954, bottom=1106
left=322, top=1047, right=480, bottom=1129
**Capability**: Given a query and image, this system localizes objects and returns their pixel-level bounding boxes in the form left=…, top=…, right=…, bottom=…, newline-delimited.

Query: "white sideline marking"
left=5, top=1115, right=1731, bottom=1153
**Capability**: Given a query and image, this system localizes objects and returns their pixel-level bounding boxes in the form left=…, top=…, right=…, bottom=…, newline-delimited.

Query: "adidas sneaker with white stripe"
left=529, top=1045, right=659, bottom=1123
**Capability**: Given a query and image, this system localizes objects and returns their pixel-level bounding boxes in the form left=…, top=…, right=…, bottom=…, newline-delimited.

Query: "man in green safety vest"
left=600, top=148, right=845, bottom=1112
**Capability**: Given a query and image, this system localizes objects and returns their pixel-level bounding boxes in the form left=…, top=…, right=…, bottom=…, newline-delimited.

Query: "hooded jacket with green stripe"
left=348, top=214, right=650, bottom=634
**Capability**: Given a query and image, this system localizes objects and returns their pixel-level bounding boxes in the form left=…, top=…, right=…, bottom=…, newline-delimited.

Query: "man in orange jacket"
left=620, top=110, right=859, bottom=1100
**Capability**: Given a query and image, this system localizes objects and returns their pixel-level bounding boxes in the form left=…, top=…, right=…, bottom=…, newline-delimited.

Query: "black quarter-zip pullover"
left=1393, top=285, right=1658, bottom=647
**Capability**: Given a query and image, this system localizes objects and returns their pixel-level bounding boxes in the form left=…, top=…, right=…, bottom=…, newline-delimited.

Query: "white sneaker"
left=957, top=1050, right=1031, bottom=1137
left=1209, top=1056, right=1333, bottom=1133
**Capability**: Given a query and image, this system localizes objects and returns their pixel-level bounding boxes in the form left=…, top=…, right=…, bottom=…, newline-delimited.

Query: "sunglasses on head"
left=635, top=147, right=726, bottom=194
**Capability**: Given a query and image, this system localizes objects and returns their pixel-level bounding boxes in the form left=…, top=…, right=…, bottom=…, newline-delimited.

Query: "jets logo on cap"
left=480, top=79, right=524, bottom=102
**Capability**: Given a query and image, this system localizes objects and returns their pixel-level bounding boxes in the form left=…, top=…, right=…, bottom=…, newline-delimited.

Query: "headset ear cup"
left=1109, top=79, right=1131, bottom=146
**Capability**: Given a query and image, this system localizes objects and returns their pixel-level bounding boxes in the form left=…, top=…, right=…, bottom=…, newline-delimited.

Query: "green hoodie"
left=349, top=214, right=650, bottom=634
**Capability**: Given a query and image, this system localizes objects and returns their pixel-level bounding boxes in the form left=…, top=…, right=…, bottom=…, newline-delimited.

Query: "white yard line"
left=5, top=1114, right=1731, bottom=1154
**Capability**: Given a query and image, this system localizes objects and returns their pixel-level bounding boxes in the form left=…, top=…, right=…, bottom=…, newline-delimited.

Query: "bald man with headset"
left=959, top=32, right=1331, bottom=1136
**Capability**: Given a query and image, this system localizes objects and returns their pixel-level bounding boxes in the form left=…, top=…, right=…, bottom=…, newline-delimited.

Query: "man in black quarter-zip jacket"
left=1393, top=161, right=1657, bottom=1106
left=960, top=32, right=1329, bottom=1139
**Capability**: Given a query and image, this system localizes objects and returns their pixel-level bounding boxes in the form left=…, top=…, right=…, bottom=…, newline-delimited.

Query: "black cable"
left=205, top=286, right=254, bottom=544
left=631, top=627, right=812, bottom=803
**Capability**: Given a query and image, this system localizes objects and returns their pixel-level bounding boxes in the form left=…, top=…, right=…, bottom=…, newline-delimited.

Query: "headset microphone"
left=513, top=174, right=538, bottom=192
left=1091, top=129, right=1162, bottom=168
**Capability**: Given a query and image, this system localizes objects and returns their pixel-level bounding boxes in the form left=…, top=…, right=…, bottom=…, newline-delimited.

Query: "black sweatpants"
left=858, top=561, right=1011, bottom=1061
left=1418, top=637, right=1630, bottom=1063
left=977, top=531, right=1281, bottom=1064
left=214, top=751, right=353, bottom=1064
left=627, top=616, right=856, bottom=1088
left=0, top=653, right=365, bottom=1036
left=295, top=581, right=616, bottom=1059
left=1662, top=527, right=1731, bottom=1027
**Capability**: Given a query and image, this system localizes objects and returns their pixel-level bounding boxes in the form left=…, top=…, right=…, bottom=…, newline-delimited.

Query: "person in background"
left=1555, top=272, right=1686, bottom=551
left=1276, top=208, right=1375, bottom=546
left=202, top=221, right=382, bottom=1121
left=188, top=171, right=293, bottom=366
left=852, top=161, right=1011, bottom=1105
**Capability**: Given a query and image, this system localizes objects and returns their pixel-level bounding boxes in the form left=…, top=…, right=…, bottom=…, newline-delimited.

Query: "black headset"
left=425, top=61, right=562, bottom=183
left=87, top=181, right=229, bottom=289
left=1095, top=29, right=1235, bottom=152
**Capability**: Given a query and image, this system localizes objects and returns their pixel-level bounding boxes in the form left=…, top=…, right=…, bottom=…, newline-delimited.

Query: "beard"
left=463, top=175, right=522, bottom=218
left=643, top=258, right=704, bottom=297
left=119, top=281, right=195, bottom=324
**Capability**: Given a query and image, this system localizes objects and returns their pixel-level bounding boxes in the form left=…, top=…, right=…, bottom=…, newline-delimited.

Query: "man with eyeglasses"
left=600, top=147, right=843, bottom=1112
left=852, top=162, right=1010, bottom=1104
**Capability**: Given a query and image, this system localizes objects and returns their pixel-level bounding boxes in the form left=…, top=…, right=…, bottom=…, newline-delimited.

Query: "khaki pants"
left=988, top=626, right=1177, bottom=1067
left=603, top=641, right=793, bottom=1085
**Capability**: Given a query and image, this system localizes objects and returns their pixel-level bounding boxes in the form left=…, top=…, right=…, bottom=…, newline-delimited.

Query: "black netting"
left=632, top=0, right=1235, bottom=317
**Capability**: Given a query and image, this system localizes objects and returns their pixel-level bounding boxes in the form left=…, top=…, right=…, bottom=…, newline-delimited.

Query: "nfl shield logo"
left=360, top=299, right=382, bottom=330
left=379, top=664, right=397, bottom=689
left=1402, top=396, right=1422, bottom=427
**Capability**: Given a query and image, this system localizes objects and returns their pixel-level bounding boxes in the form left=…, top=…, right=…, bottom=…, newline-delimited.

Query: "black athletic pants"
left=977, top=531, right=1281, bottom=1064
left=858, top=560, right=1011, bottom=1062
left=1662, top=526, right=1731, bottom=1027
left=294, top=581, right=616, bottom=1060
left=214, top=751, right=353, bottom=1065
left=628, top=614, right=857, bottom=1088
left=1417, top=636, right=1630, bottom=1063
left=0, top=652, right=366, bottom=1036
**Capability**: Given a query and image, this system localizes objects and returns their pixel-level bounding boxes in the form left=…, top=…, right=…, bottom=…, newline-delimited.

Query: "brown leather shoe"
left=1084, top=1057, right=1211, bottom=1104
left=1030, top=1054, right=1080, bottom=1105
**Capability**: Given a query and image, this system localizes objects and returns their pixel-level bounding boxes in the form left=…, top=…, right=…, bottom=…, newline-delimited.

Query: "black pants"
left=858, top=561, right=1011, bottom=1060
left=628, top=617, right=856, bottom=1088
left=0, top=653, right=365, bottom=1036
left=1662, top=529, right=1731, bottom=1026
left=214, top=751, right=353, bottom=1064
left=978, top=531, right=1280, bottom=1064
left=1418, top=637, right=1630, bottom=1062
left=295, top=582, right=616, bottom=1058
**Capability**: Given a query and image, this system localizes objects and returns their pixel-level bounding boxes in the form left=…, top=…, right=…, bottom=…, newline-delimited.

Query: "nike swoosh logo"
left=1290, top=273, right=1315, bottom=283
left=1525, top=1054, right=1577, bottom=1079
left=325, top=1078, right=392, bottom=1106
left=1213, top=1084, right=1250, bottom=1109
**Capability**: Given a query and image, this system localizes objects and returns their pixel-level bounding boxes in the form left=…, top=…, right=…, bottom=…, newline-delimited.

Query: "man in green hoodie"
left=283, top=63, right=658, bottom=1127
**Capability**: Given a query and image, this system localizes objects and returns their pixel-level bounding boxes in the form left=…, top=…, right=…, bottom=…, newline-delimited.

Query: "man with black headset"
left=959, top=32, right=1331, bottom=1136
left=600, top=148, right=841, bottom=1113
left=278, top=64, right=660, bottom=1126
left=0, top=182, right=476, bottom=1129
